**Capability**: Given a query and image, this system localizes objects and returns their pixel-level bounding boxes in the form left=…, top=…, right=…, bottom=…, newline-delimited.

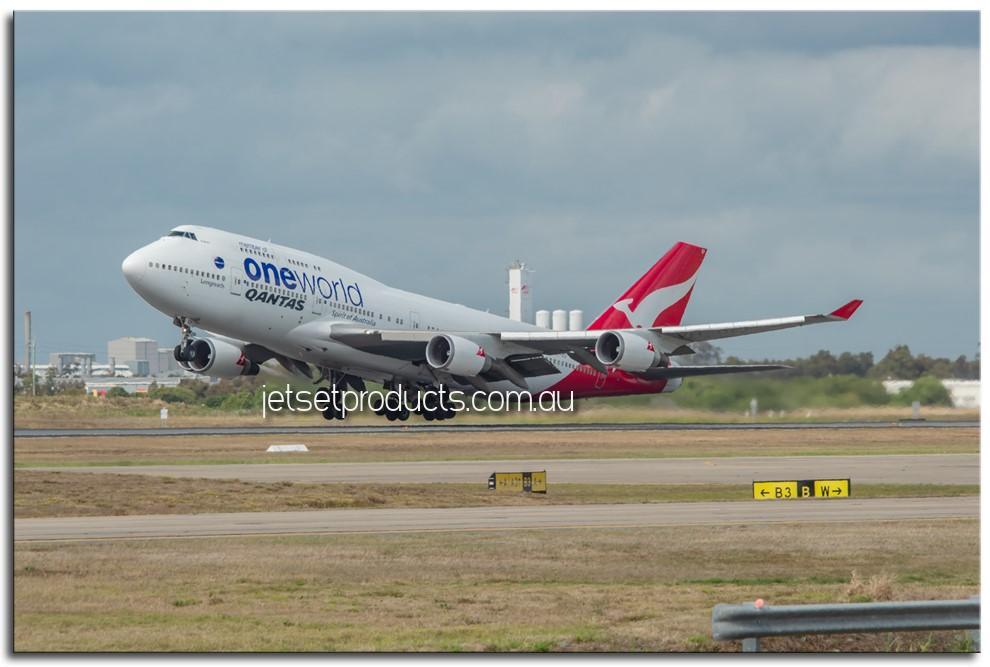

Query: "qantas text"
left=244, top=287, right=305, bottom=311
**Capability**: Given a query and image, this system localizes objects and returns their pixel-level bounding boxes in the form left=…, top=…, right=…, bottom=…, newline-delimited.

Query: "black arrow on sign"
left=760, top=489, right=768, bottom=497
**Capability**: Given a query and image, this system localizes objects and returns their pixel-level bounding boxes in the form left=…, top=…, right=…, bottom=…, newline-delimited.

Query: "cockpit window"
left=167, top=230, right=198, bottom=240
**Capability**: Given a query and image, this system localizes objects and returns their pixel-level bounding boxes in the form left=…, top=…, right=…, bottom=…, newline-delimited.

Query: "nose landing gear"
left=171, top=317, right=196, bottom=362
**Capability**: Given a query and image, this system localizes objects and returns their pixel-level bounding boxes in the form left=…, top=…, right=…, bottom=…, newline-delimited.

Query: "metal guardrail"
left=712, top=598, right=980, bottom=652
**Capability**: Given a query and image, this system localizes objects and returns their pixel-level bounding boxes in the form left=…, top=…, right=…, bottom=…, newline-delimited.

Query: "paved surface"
left=13, top=420, right=978, bottom=438
left=39, top=454, right=979, bottom=486
left=14, top=496, right=978, bottom=542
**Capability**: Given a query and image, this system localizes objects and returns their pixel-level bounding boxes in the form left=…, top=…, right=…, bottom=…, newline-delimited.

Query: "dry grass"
left=14, top=470, right=978, bottom=519
left=14, top=426, right=978, bottom=468
left=844, top=570, right=895, bottom=602
left=13, top=394, right=979, bottom=429
left=14, top=519, right=978, bottom=651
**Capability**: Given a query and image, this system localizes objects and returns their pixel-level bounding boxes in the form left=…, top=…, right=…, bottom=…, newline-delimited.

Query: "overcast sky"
left=14, top=12, right=979, bottom=364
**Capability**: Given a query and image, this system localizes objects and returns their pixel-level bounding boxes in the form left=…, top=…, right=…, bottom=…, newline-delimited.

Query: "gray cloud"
left=14, top=12, right=978, bottom=362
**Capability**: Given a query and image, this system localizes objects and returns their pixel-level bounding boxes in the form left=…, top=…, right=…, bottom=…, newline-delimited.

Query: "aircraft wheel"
left=386, top=411, right=397, bottom=422
left=398, top=408, right=409, bottom=421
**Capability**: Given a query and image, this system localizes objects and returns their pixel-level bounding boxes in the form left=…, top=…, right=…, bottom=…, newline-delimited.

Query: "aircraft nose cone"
left=122, top=249, right=147, bottom=287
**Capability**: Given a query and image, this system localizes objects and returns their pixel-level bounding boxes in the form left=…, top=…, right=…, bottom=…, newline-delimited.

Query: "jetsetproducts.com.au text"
left=261, top=384, right=576, bottom=417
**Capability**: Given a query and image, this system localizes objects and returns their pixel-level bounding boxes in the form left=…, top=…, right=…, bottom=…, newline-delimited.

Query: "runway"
left=13, top=420, right=978, bottom=438
left=37, top=453, right=979, bottom=486
left=14, top=496, right=977, bottom=542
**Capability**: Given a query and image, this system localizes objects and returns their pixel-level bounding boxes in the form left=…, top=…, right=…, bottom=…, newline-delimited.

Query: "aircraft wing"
left=322, top=299, right=860, bottom=383
left=498, top=300, right=863, bottom=354
left=646, top=299, right=864, bottom=343
left=632, top=364, right=789, bottom=380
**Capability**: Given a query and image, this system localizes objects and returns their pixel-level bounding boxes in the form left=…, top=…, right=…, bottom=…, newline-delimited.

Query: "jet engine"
left=175, top=337, right=259, bottom=378
left=425, top=334, right=493, bottom=377
left=594, top=331, right=669, bottom=373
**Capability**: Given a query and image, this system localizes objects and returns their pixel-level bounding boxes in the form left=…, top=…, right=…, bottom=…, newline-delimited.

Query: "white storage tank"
left=535, top=310, right=551, bottom=329
left=568, top=309, right=584, bottom=331
left=552, top=309, right=568, bottom=332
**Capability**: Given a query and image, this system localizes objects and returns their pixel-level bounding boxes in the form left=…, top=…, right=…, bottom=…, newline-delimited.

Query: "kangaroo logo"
left=612, top=274, right=697, bottom=329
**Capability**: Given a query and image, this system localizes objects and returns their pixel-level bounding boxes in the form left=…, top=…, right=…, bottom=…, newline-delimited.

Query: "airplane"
left=121, top=226, right=862, bottom=421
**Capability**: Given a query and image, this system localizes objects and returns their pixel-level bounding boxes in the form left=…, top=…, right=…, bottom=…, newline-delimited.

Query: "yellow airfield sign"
left=752, top=479, right=850, bottom=500
left=488, top=471, right=547, bottom=493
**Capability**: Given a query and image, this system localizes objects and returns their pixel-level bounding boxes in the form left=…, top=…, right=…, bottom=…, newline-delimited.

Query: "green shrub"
left=220, top=390, right=260, bottom=411
left=891, top=375, right=953, bottom=406
left=672, top=374, right=891, bottom=412
left=204, top=395, right=226, bottom=408
left=106, top=386, right=130, bottom=399
left=148, top=386, right=199, bottom=404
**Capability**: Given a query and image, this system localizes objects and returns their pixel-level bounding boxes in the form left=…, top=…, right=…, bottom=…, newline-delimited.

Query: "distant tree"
left=148, top=386, right=198, bottom=404
left=682, top=342, right=722, bottom=366
left=871, top=345, right=923, bottom=380
left=56, top=380, right=86, bottom=396
left=920, top=356, right=953, bottom=379
left=107, top=386, right=130, bottom=399
left=951, top=355, right=979, bottom=380
left=835, top=351, right=873, bottom=377
left=178, top=378, right=209, bottom=399
left=40, top=367, right=58, bottom=396
left=803, top=350, right=839, bottom=377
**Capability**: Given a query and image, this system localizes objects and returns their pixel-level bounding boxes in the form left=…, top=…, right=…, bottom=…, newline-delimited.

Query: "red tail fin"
left=587, top=242, right=706, bottom=330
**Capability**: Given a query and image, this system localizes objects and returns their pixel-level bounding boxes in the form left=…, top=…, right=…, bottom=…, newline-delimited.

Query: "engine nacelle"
left=425, top=334, right=493, bottom=377
left=175, top=338, right=259, bottom=378
left=594, top=331, right=669, bottom=373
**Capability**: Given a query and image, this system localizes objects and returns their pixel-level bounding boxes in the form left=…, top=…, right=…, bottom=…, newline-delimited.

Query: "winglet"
left=829, top=299, right=863, bottom=320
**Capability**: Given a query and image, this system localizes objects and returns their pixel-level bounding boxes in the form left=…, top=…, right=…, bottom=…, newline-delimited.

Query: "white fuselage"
left=122, top=225, right=585, bottom=392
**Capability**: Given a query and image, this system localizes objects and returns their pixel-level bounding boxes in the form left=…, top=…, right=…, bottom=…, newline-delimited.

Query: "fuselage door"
left=594, top=368, right=608, bottom=389
left=410, top=310, right=420, bottom=330
left=312, top=296, right=323, bottom=316
left=230, top=268, right=244, bottom=296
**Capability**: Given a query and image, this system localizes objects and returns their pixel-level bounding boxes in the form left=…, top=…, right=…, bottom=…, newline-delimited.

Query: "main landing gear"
left=372, top=380, right=410, bottom=422
left=415, top=389, right=456, bottom=422
left=320, top=370, right=363, bottom=421
left=315, top=374, right=459, bottom=423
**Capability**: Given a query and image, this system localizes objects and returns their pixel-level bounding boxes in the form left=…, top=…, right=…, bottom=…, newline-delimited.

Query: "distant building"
left=48, top=352, right=96, bottom=376
left=85, top=374, right=210, bottom=396
left=158, top=347, right=182, bottom=375
left=90, top=363, right=136, bottom=377
left=126, top=360, right=151, bottom=377
left=107, top=337, right=159, bottom=376
left=882, top=379, right=980, bottom=409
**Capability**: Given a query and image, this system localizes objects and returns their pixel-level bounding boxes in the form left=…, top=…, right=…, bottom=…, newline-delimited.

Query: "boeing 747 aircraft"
left=122, top=226, right=862, bottom=421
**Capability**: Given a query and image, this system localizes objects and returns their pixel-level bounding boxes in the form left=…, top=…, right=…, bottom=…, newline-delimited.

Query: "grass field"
left=14, top=470, right=979, bottom=518
left=13, top=394, right=979, bottom=429
left=13, top=426, right=978, bottom=468
left=14, top=519, right=978, bottom=651
left=13, top=423, right=980, bottom=652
